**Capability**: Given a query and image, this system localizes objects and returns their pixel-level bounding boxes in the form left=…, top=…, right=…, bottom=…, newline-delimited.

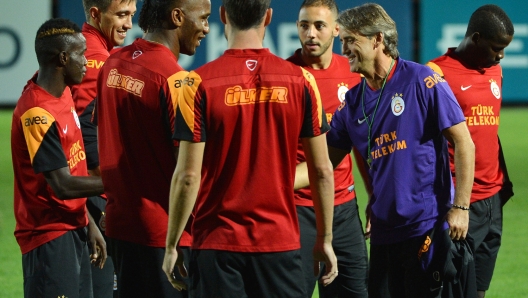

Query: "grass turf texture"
left=0, top=107, right=526, bottom=297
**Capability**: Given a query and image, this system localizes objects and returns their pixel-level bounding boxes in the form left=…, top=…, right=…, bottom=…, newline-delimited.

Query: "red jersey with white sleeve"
left=11, top=74, right=89, bottom=254
left=287, top=49, right=362, bottom=207
left=173, top=48, right=330, bottom=252
left=96, top=38, right=191, bottom=247
left=427, top=48, right=504, bottom=203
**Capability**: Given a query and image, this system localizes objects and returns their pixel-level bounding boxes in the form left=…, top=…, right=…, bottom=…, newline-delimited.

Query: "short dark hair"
left=35, top=18, right=82, bottom=65
left=222, top=0, right=271, bottom=30
left=82, top=0, right=113, bottom=21
left=466, top=4, right=514, bottom=39
left=82, top=0, right=136, bottom=21
left=138, top=0, right=183, bottom=33
left=299, top=0, right=338, bottom=17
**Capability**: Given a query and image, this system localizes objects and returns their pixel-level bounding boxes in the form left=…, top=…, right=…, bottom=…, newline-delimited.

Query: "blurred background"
left=1, top=1, right=527, bottom=297
left=1, top=0, right=527, bottom=106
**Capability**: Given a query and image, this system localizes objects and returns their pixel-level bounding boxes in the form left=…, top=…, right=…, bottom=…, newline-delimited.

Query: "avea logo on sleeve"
left=225, top=86, right=288, bottom=106
left=423, top=73, right=446, bottom=88
left=106, top=69, right=145, bottom=96
left=24, top=115, right=48, bottom=126
left=87, top=59, right=104, bottom=69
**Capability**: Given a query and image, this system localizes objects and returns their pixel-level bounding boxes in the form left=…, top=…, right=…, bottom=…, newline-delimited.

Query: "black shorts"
left=22, top=228, right=93, bottom=298
left=87, top=195, right=115, bottom=298
left=108, top=237, right=190, bottom=298
left=297, top=199, right=368, bottom=298
left=468, top=193, right=503, bottom=291
left=189, top=249, right=306, bottom=298
left=369, top=236, right=436, bottom=298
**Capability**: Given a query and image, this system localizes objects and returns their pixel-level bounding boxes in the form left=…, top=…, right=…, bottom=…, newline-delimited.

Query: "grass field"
left=1, top=107, right=527, bottom=297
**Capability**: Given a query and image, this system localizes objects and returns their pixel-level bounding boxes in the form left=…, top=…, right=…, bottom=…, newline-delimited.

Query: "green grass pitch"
left=0, top=107, right=527, bottom=297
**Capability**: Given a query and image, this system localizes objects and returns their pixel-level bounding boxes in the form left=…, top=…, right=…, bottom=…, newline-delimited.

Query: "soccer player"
left=427, top=5, right=514, bottom=298
left=162, top=0, right=338, bottom=296
left=72, top=1, right=137, bottom=296
left=95, top=0, right=210, bottom=297
left=297, top=3, right=476, bottom=297
left=287, top=0, right=368, bottom=297
left=11, top=18, right=105, bottom=298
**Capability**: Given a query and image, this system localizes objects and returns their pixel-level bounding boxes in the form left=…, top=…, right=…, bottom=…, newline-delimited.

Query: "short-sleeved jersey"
left=71, top=23, right=112, bottom=116
left=96, top=38, right=191, bottom=247
left=287, top=49, right=362, bottom=207
left=427, top=48, right=503, bottom=203
left=71, top=23, right=113, bottom=169
left=174, top=48, right=329, bottom=252
left=327, top=58, right=466, bottom=245
left=11, top=75, right=89, bottom=254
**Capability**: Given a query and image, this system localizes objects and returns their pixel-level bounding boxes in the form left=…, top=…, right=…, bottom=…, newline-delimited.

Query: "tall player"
left=95, top=0, right=211, bottom=297
left=72, top=1, right=137, bottom=296
left=287, top=0, right=368, bottom=297
left=11, top=18, right=105, bottom=298
left=427, top=5, right=514, bottom=298
left=162, top=0, right=337, bottom=296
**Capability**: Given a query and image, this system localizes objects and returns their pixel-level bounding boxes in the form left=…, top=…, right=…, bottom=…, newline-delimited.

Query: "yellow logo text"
left=370, top=130, right=407, bottom=160
left=225, top=86, right=288, bottom=106
left=466, top=104, right=499, bottom=126
left=87, top=59, right=104, bottom=69
left=423, top=73, right=446, bottom=89
left=67, top=140, right=86, bottom=169
left=106, top=69, right=145, bottom=97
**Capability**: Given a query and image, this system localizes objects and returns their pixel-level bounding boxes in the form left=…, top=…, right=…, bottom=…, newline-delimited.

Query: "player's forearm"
left=310, top=171, right=335, bottom=243
left=166, top=169, right=201, bottom=250
left=452, top=136, right=475, bottom=208
left=302, top=135, right=335, bottom=242
left=166, top=141, right=204, bottom=250
left=45, top=168, right=104, bottom=199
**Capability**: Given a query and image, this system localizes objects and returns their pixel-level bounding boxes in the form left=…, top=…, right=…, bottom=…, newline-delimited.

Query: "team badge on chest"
left=391, top=93, right=405, bottom=116
left=490, top=79, right=500, bottom=99
left=337, top=82, right=349, bottom=102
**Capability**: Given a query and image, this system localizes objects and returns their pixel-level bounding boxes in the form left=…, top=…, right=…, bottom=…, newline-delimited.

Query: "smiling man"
left=427, top=5, right=514, bottom=298
left=71, top=1, right=137, bottom=297
left=311, top=3, right=475, bottom=297
left=287, top=1, right=367, bottom=297
left=95, top=0, right=211, bottom=297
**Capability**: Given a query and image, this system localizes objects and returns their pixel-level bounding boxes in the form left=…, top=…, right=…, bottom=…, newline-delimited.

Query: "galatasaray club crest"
left=490, top=79, right=500, bottom=99
left=391, top=93, right=405, bottom=116
left=337, top=82, right=349, bottom=102
left=71, top=107, right=81, bottom=129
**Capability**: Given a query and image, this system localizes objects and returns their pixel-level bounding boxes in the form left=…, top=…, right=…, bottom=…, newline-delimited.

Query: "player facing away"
left=95, top=0, right=210, bottom=297
left=287, top=0, right=368, bottom=297
left=11, top=18, right=106, bottom=298
left=163, top=0, right=338, bottom=297
left=72, top=1, right=137, bottom=297
left=427, top=4, right=514, bottom=298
